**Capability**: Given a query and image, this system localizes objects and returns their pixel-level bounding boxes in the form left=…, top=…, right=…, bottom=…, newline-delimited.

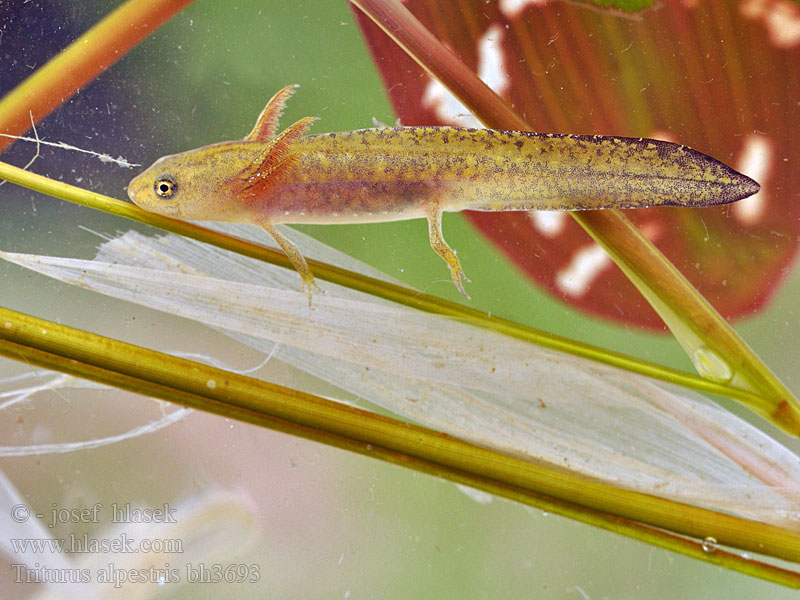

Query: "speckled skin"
left=263, top=127, right=759, bottom=222
left=127, top=96, right=759, bottom=301
left=127, top=126, right=758, bottom=225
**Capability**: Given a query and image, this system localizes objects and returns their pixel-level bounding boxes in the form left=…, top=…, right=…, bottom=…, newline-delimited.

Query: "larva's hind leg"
left=426, top=207, right=470, bottom=299
left=256, top=217, right=319, bottom=306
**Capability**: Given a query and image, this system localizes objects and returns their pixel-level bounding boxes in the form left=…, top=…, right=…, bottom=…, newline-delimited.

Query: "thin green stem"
left=0, top=159, right=771, bottom=414
left=0, top=0, right=794, bottom=431
left=349, top=0, right=800, bottom=436
left=0, top=0, right=800, bottom=587
left=1, top=306, right=799, bottom=586
left=0, top=0, right=798, bottom=585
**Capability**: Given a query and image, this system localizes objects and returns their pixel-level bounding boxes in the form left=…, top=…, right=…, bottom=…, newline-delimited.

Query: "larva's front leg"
left=256, top=216, right=319, bottom=306
left=425, top=205, right=470, bottom=299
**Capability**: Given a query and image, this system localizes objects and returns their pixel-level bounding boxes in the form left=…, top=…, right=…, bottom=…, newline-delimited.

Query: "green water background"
left=1, top=1, right=799, bottom=598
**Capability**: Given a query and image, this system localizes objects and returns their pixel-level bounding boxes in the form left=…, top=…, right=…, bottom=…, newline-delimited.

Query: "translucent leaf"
left=0, top=371, right=191, bottom=457
left=2, top=224, right=799, bottom=530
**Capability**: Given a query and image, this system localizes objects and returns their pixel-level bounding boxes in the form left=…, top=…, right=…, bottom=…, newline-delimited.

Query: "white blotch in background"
left=648, top=130, right=677, bottom=144
left=733, top=134, right=772, bottom=226
left=499, top=0, right=548, bottom=20
left=556, top=243, right=611, bottom=297
left=741, top=0, right=800, bottom=48
left=557, top=222, right=661, bottom=298
left=422, top=25, right=509, bottom=127
left=528, top=210, right=568, bottom=237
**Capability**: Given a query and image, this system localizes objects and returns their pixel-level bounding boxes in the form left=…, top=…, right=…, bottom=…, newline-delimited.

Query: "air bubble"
left=691, top=347, right=733, bottom=383
left=701, top=536, right=717, bottom=553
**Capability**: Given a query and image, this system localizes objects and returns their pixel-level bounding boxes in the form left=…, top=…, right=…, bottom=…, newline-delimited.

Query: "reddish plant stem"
left=0, top=0, right=196, bottom=153
left=349, top=0, right=800, bottom=434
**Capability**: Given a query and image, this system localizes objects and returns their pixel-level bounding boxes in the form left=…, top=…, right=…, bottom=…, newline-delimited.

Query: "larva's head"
left=126, top=142, right=255, bottom=222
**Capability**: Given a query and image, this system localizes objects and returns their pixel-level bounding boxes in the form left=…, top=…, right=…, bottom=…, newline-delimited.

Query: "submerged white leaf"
left=0, top=370, right=191, bottom=457
left=2, top=224, right=799, bottom=530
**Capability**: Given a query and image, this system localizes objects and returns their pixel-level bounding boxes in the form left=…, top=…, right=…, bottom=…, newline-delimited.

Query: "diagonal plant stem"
left=0, top=0, right=799, bottom=585
left=1, top=305, right=800, bottom=586
left=0, top=159, right=776, bottom=417
left=348, top=0, right=800, bottom=436
left=0, top=0, right=796, bottom=434
left=0, top=0, right=195, bottom=152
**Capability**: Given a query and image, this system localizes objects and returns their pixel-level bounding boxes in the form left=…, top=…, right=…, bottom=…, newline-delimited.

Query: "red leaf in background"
left=353, top=0, right=800, bottom=330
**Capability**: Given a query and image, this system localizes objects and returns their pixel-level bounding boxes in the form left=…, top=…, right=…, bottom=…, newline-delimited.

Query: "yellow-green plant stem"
left=349, top=0, right=800, bottom=436
left=574, top=213, right=800, bottom=431
left=1, top=306, right=799, bottom=587
left=1, top=0, right=797, bottom=588
left=0, top=160, right=773, bottom=418
left=0, top=0, right=794, bottom=432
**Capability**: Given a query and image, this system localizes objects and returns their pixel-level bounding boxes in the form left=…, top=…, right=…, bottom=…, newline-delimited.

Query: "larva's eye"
left=154, top=176, right=177, bottom=198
